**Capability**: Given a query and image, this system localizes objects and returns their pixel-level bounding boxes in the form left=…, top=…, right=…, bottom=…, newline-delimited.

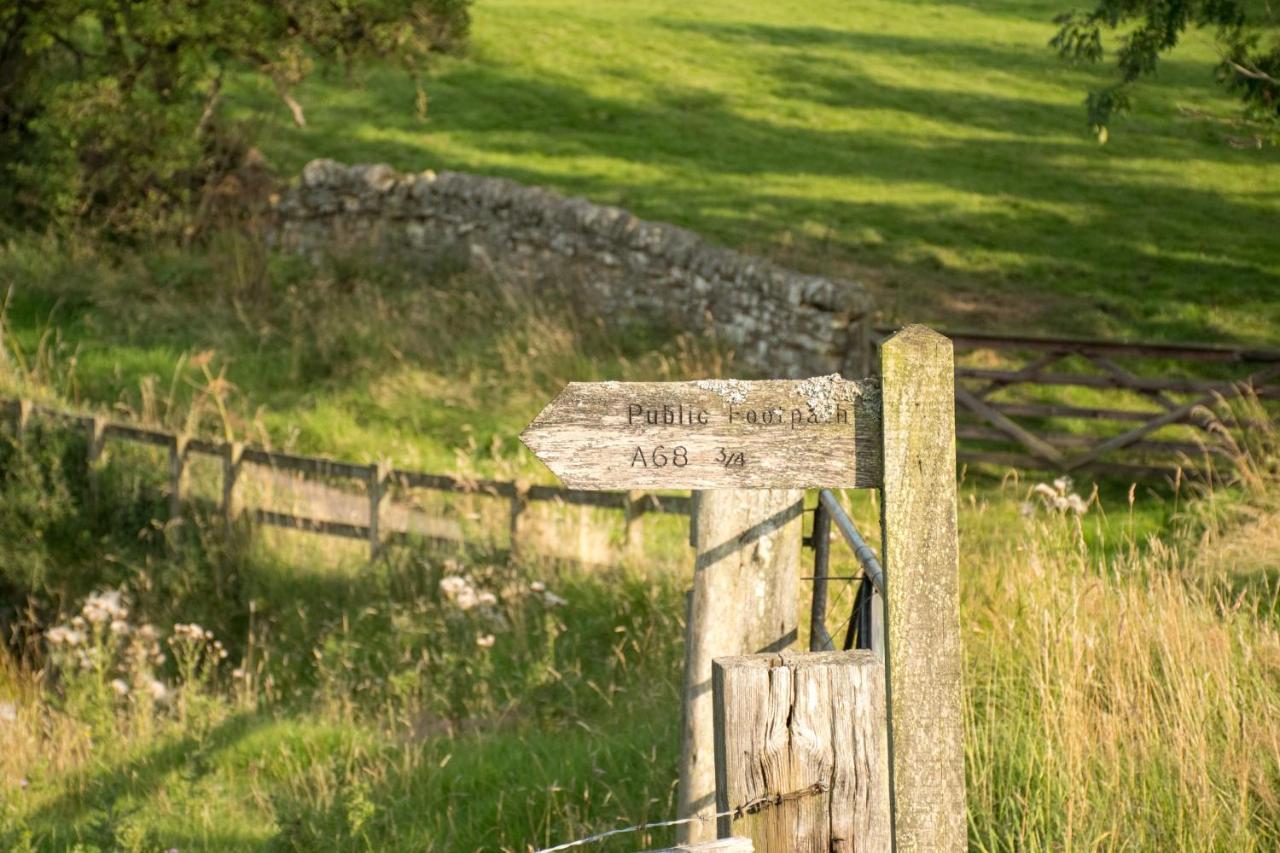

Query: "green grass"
left=227, top=0, right=1280, bottom=345
left=0, top=0, right=1278, bottom=849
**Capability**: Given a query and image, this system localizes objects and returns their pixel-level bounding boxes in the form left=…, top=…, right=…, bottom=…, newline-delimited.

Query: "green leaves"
left=1051, top=0, right=1278, bottom=141
left=0, top=0, right=473, bottom=237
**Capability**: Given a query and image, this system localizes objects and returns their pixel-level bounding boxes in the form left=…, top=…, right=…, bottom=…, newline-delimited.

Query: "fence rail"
left=874, top=327, right=1280, bottom=478
left=2, top=396, right=689, bottom=560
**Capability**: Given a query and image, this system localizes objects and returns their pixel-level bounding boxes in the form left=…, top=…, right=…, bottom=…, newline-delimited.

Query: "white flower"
left=477, top=591, right=498, bottom=607
left=147, top=679, right=170, bottom=702
left=454, top=587, right=479, bottom=611
left=542, top=591, right=568, bottom=608
left=110, top=678, right=130, bottom=696
left=137, top=624, right=158, bottom=641
left=232, top=667, right=247, bottom=680
left=110, top=620, right=131, bottom=636
left=0, top=702, right=16, bottom=723
left=475, top=633, right=495, bottom=648
left=83, top=589, right=128, bottom=624
left=1053, top=476, right=1073, bottom=494
left=529, top=581, right=546, bottom=593
left=439, top=576, right=470, bottom=597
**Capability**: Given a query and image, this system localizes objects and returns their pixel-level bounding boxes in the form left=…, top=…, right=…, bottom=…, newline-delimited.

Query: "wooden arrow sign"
left=520, top=376, right=883, bottom=490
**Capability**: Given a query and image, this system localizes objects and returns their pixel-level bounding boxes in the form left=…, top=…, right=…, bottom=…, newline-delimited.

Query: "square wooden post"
left=713, top=650, right=890, bottom=852
left=677, top=489, right=803, bottom=844
left=878, top=325, right=966, bottom=851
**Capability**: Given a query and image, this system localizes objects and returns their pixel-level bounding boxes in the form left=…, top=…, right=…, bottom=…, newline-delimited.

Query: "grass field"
left=0, top=0, right=1278, bottom=850
left=232, top=0, right=1280, bottom=345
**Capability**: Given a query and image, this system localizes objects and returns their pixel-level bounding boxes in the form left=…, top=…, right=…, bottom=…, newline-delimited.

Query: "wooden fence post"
left=713, top=650, right=890, bottom=852
left=509, top=489, right=526, bottom=558
left=879, top=325, right=966, bottom=851
left=168, top=435, right=187, bottom=526
left=222, top=441, right=243, bottom=522
left=622, top=490, right=644, bottom=558
left=677, top=489, right=804, bottom=844
left=368, top=462, right=384, bottom=560
left=86, top=415, right=105, bottom=505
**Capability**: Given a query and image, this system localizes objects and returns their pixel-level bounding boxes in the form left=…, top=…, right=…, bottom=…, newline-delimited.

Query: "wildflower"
left=110, top=678, right=130, bottom=697
left=529, top=581, right=546, bottom=593
left=137, top=624, right=158, bottom=641
left=83, top=589, right=128, bottom=624
left=231, top=667, right=247, bottom=680
left=0, top=702, right=16, bottom=723
left=440, top=576, right=480, bottom=610
left=542, top=591, right=568, bottom=608
left=147, top=679, right=170, bottom=703
left=110, top=620, right=131, bottom=636
left=477, top=591, right=498, bottom=607
left=475, top=633, right=496, bottom=648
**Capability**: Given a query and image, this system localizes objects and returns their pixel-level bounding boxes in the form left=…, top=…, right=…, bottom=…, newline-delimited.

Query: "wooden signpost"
left=520, top=325, right=965, bottom=853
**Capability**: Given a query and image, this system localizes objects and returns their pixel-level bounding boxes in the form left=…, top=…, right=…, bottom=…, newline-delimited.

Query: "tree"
left=0, top=1, right=471, bottom=236
left=1052, top=0, right=1278, bottom=143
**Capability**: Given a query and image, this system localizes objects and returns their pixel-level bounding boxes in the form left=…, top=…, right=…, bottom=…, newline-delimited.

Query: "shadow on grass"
left=255, top=29, right=1278, bottom=344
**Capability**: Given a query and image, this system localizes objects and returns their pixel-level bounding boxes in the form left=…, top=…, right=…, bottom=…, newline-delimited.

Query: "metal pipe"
left=809, top=500, right=834, bottom=652
left=818, top=489, right=884, bottom=596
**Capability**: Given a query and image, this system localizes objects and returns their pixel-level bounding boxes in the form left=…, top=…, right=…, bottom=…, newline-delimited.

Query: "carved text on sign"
left=520, top=375, right=883, bottom=490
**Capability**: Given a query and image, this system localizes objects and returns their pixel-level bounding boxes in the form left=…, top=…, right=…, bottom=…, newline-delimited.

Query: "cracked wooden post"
left=879, top=325, right=966, bottom=851
left=713, top=650, right=890, bottom=852
left=677, top=488, right=803, bottom=844
left=519, top=376, right=882, bottom=848
left=622, top=490, right=645, bottom=558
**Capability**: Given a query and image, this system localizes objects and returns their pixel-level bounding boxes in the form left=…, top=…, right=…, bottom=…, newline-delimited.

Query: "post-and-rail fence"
left=1, top=397, right=689, bottom=562
left=4, top=332, right=1276, bottom=558
left=872, top=327, right=1280, bottom=479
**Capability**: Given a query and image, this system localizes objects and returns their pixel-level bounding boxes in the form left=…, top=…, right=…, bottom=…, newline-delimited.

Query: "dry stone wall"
left=272, top=160, right=874, bottom=378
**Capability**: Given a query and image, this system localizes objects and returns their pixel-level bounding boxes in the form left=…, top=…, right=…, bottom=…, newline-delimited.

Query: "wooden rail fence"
left=2, top=397, right=689, bottom=560
left=874, top=328, right=1280, bottom=479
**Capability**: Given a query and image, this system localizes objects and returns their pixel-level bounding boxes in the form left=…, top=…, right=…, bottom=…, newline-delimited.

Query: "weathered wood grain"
left=879, top=325, right=966, bottom=852
left=677, top=490, right=803, bottom=844
left=521, top=377, right=882, bottom=490
left=713, top=650, right=890, bottom=853
left=649, top=839, right=754, bottom=852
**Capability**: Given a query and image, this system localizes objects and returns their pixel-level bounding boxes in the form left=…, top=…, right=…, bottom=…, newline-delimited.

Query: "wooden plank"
left=102, top=422, right=175, bottom=448
left=879, top=325, right=966, bottom=852
left=955, top=367, right=1256, bottom=395
left=239, top=447, right=370, bottom=481
left=982, top=400, right=1166, bottom=422
left=955, top=424, right=1222, bottom=457
left=252, top=509, right=369, bottom=540
left=882, top=327, right=1280, bottom=363
left=521, top=377, right=883, bottom=490
left=713, top=650, right=890, bottom=852
left=954, top=384, right=1066, bottom=466
left=958, top=449, right=1184, bottom=479
left=677, top=490, right=804, bottom=844
left=368, top=463, right=384, bottom=560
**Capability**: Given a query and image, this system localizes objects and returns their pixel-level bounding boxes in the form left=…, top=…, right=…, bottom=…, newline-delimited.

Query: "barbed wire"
left=534, top=780, right=828, bottom=852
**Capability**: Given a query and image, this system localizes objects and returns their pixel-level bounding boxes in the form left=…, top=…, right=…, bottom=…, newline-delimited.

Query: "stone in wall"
left=271, top=159, right=875, bottom=378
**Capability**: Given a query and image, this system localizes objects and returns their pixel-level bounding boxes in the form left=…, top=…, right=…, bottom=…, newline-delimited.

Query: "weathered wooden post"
left=713, top=650, right=890, bottom=851
left=679, top=487, right=803, bottom=841
left=521, top=338, right=962, bottom=852
left=879, top=325, right=966, bottom=851
left=86, top=415, right=105, bottom=505
left=222, top=441, right=243, bottom=522
left=168, top=435, right=187, bottom=526
left=368, top=461, right=385, bottom=560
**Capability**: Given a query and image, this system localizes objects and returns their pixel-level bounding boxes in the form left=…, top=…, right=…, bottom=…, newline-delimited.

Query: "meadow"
left=0, top=0, right=1278, bottom=850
